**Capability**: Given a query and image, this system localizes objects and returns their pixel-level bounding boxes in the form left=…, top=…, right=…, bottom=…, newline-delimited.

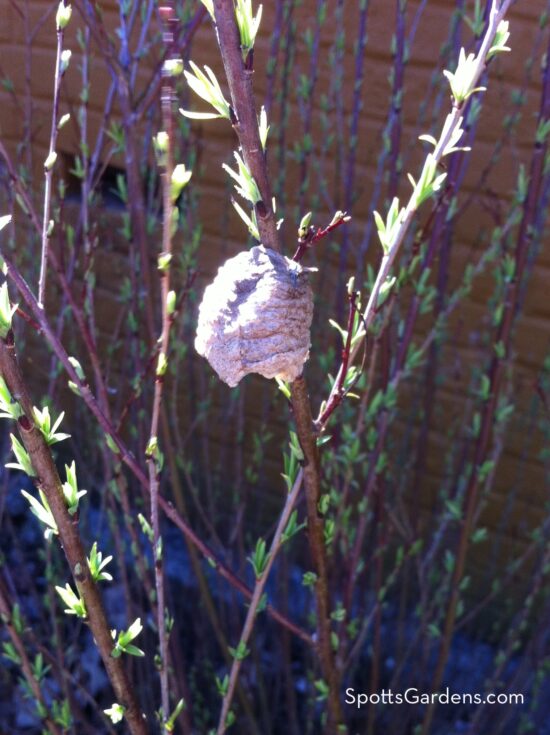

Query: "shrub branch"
left=212, top=1, right=343, bottom=729
left=0, top=331, right=147, bottom=735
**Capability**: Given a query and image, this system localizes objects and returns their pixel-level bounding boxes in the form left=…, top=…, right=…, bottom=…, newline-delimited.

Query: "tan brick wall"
left=0, top=1, right=548, bottom=598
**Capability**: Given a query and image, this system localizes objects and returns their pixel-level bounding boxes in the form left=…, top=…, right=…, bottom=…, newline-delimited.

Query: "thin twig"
left=38, top=7, right=67, bottom=308
left=216, top=470, right=304, bottom=734
left=146, top=5, right=178, bottom=729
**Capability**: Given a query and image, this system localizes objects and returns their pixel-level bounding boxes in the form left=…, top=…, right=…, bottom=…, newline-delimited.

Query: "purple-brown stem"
left=0, top=332, right=147, bottom=735
left=212, top=1, right=342, bottom=728
left=38, top=7, right=68, bottom=308
left=292, top=211, right=350, bottom=263
left=146, top=5, right=177, bottom=728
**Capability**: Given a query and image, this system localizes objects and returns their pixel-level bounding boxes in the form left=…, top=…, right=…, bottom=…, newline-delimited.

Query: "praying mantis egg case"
left=195, top=245, right=314, bottom=387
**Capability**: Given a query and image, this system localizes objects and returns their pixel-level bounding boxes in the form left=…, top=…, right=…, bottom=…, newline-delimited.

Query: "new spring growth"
left=44, top=152, right=57, bottom=171
left=55, top=2, right=72, bottom=30
left=223, top=152, right=261, bottom=203
left=235, top=0, right=263, bottom=62
left=7, top=434, right=35, bottom=476
left=373, top=197, right=404, bottom=255
left=154, top=131, right=169, bottom=165
left=199, top=0, right=214, bottom=18
left=171, top=164, right=192, bottom=203
left=33, top=406, right=70, bottom=445
left=111, top=618, right=145, bottom=658
left=62, top=461, right=86, bottom=515
left=21, top=487, right=57, bottom=538
left=60, top=50, right=72, bottom=75
left=0, top=214, right=11, bottom=233
left=488, top=20, right=511, bottom=58
left=158, top=253, right=172, bottom=271
left=0, top=282, right=17, bottom=338
left=163, top=58, right=184, bottom=77
left=156, top=352, right=168, bottom=377
left=258, top=106, right=269, bottom=150
left=56, top=584, right=86, bottom=618
left=166, top=290, right=176, bottom=316
left=104, top=703, right=125, bottom=725
left=67, top=356, right=85, bottom=394
left=181, top=62, right=231, bottom=120
left=444, top=48, right=486, bottom=105
left=87, top=542, right=113, bottom=583
left=298, top=211, right=313, bottom=239
left=0, top=377, right=22, bottom=420
left=57, top=113, right=71, bottom=130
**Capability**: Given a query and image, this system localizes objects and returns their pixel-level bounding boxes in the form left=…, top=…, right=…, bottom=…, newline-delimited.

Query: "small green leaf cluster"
left=222, top=152, right=261, bottom=204
left=0, top=282, right=17, bottom=339
left=248, top=538, right=269, bottom=578
left=443, top=48, right=486, bottom=105
left=55, top=583, right=86, bottom=618
left=373, top=197, right=404, bottom=255
left=407, top=154, right=447, bottom=209
left=0, top=377, right=22, bottom=420
left=104, top=702, right=125, bottom=724
left=111, top=617, right=145, bottom=658
left=55, top=2, right=72, bottom=31
left=228, top=640, right=249, bottom=661
left=180, top=62, right=231, bottom=121
left=88, top=541, right=113, bottom=583
left=170, top=164, right=192, bottom=203
left=281, top=510, right=305, bottom=544
left=281, top=431, right=303, bottom=491
left=33, top=406, right=70, bottom=445
left=235, top=0, right=263, bottom=61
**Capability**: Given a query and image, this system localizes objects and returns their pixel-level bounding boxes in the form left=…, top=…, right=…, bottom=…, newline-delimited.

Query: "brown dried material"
left=195, top=246, right=314, bottom=387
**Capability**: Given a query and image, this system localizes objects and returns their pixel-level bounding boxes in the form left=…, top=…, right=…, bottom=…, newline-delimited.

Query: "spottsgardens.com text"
left=345, top=688, right=524, bottom=708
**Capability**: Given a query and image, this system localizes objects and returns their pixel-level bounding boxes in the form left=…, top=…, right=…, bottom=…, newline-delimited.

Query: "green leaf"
left=104, top=703, right=125, bottom=724
left=228, top=640, right=249, bottom=661
left=222, top=152, right=261, bottom=204
left=231, top=199, right=260, bottom=241
left=170, top=164, right=192, bottom=202
left=258, top=106, right=269, bottom=150
left=235, top=0, right=263, bottom=60
left=55, top=2, right=72, bottom=30
left=55, top=583, right=86, bottom=618
left=443, top=48, right=486, bottom=104
left=62, top=461, right=86, bottom=515
left=88, top=541, right=113, bottom=582
left=33, top=406, right=70, bottom=445
left=488, top=20, right=511, bottom=58
left=112, top=618, right=145, bottom=657
left=7, top=434, right=35, bottom=477
left=21, top=488, right=58, bottom=535
left=248, top=538, right=269, bottom=578
left=166, top=699, right=186, bottom=732
left=0, top=377, right=22, bottom=420
left=0, top=282, right=17, bottom=338
left=182, top=62, right=231, bottom=120
left=281, top=510, right=305, bottom=543
left=199, top=0, right=214, bottom=18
